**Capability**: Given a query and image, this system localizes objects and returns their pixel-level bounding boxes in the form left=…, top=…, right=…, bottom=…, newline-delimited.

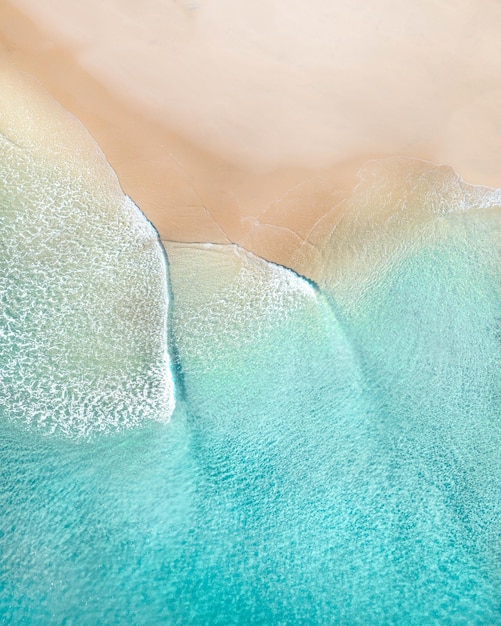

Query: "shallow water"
left=0, top=110, right=175, bottom=436
left=1, top=146, right=500, bottom=623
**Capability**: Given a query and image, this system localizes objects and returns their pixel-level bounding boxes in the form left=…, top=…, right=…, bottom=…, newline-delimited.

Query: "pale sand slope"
left=1, top=0, right=501, bottom=271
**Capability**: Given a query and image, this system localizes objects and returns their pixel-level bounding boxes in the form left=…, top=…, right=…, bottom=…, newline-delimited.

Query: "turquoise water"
left=1, top=152, right=500, bottom=623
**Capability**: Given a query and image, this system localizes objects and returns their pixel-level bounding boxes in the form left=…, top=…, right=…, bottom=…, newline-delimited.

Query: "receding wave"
left=165, top=241, right=362, bottom=420
left=293, top=157, right=501, bottom=305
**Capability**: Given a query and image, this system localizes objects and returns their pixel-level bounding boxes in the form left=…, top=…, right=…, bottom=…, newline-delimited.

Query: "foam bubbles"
left=0, top=95, right=175, bottom=437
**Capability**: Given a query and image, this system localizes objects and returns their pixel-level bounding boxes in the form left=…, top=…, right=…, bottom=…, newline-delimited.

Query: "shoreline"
left=2, top=0, right=501, bottom=274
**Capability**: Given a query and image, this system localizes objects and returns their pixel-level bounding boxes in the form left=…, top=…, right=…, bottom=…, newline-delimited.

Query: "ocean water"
left=1, top=139, right=500, bottom=624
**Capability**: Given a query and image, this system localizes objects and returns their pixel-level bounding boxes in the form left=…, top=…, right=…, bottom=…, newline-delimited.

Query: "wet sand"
left=1, top=0, right=501, bottom=272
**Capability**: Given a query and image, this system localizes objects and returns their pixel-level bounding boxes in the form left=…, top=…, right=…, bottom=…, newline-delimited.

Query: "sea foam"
left=0, top=68, right=175, bottom=437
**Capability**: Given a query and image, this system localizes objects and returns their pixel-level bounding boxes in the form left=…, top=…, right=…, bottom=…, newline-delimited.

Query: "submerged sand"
left=1, top=0, right=501, bottom=271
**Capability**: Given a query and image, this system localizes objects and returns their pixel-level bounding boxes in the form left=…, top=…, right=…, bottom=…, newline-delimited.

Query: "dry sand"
left=1, top=0, right=501, bottom=271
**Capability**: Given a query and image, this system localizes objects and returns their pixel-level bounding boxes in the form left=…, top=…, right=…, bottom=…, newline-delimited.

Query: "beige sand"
left=2, top=0, right=501, bottom=271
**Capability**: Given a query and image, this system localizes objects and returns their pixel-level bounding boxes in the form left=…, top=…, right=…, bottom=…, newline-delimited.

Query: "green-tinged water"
left=1, top=151, right=500, bottom=624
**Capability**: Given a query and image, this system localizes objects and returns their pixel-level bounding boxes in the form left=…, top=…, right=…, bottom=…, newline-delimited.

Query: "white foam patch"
left=166, top=242, right=320, bottom=372
left=1, top=138, right=175, bottom=438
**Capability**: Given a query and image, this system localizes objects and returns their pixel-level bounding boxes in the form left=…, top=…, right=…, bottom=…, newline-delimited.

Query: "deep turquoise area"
left=1, top=157, right=500, bottom=624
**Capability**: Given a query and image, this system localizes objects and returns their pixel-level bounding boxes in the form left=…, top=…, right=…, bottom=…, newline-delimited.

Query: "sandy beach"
left=2, top=0, right=501, bottom=272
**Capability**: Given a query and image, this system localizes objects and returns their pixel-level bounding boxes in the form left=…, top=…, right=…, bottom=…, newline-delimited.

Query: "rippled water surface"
left=1, top=149, right=500, bottom=624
